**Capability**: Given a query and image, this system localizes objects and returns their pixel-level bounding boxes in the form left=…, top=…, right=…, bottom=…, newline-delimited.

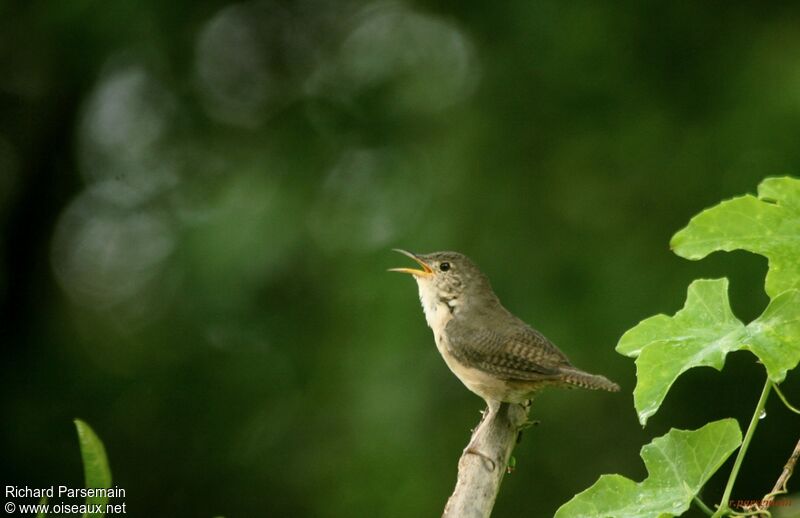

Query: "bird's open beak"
left=388, top=249, right=433, bottom=277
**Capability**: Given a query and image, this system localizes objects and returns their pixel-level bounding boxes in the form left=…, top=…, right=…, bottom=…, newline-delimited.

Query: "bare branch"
left=442, top=402, right=530, bottom=518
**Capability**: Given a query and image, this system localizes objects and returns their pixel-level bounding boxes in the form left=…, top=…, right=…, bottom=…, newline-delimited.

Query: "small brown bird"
left=390, top=249, right=619, bottom=408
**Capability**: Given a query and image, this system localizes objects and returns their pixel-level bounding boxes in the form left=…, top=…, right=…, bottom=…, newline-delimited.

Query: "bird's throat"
left=416, top=280, right=457, bottom=332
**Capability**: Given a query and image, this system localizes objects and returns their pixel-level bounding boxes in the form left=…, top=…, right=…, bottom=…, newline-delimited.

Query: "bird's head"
left=388, top=249, right=495, bottom=306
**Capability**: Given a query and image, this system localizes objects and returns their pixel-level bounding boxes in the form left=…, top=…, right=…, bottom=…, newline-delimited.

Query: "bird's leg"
left=516, top=399, right=539, bottom=444
left=463, top=400, right=500, bottom=471
left=519, top=398, right=537, bottom=416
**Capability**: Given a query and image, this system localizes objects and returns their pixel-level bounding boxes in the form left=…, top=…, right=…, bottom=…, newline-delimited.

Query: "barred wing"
left=444, top=319, right=572, bottom=381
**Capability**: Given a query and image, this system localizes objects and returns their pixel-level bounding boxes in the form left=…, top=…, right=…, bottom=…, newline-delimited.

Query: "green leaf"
left=618, top=279, right=800, bottom=425
left=555, top=419, right=742, bottom=518
left=74, top=419, right=112, bottom=518
left=36, top=496, right=48, bottom=518
left=617, top=279, right=746, bottom=425
left=671, top=176, right=800, bottom=298
left=743, top=289, right=800, bottom=383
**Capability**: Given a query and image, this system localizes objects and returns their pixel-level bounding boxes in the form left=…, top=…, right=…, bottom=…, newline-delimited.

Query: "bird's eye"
left=439, top=262, right=451, bottom=272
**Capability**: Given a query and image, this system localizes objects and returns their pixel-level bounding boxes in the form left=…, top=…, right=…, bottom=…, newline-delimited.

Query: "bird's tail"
left=558, top=367, right=620, bottom=392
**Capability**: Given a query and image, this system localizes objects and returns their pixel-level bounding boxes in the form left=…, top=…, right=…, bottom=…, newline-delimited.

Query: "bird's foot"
left=516, top=419, right=540, bottom=444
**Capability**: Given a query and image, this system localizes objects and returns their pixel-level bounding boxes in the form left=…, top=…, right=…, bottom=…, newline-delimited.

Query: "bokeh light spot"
left=51, top=187, right=175, bottom=308
left=79, top=64, right=179, bottom=207
left=307, top=3, right=479, bottom=114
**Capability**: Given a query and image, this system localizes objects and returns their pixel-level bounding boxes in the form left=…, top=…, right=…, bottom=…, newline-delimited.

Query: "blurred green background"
left=2, top=1, right=800, bottom=516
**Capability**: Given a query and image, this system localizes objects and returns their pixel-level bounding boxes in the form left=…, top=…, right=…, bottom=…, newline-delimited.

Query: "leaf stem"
left=772, top=383, right=800, bottom=415
left=713, top=378, right=772, bottom=518
left=694, top=495, right=715, bottom=516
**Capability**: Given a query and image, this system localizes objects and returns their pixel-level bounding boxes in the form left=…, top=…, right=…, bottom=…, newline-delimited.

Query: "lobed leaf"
left=617, top=279, right=745, bottom=425
left=671, top=176, right=800, bottom=298
left=617, top=279, right=800, bottom=425
left=742, top=288, right=800, bottom=383
left=555, top=419, right=742, bottom=518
